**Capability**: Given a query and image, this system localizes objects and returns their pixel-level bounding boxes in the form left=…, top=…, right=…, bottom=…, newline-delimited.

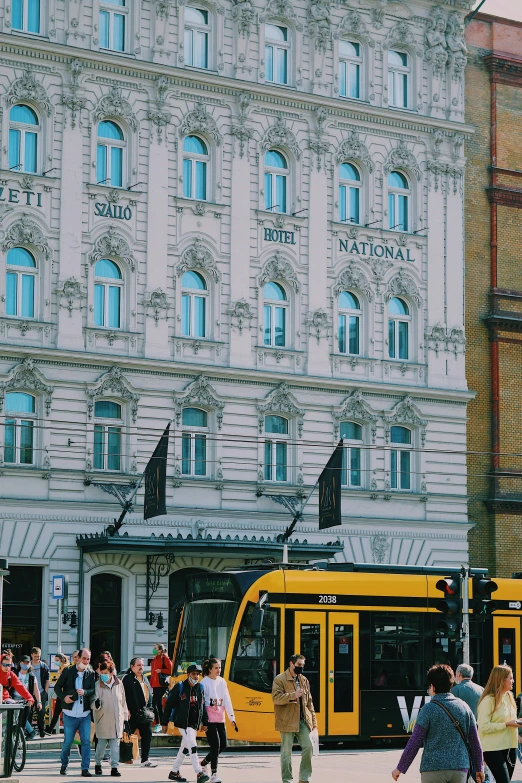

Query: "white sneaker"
left=141, top=761, right=158, bottom=768
left=153, top=725, right=162, bottom=734
left=209, top=775, right=222, bottom=783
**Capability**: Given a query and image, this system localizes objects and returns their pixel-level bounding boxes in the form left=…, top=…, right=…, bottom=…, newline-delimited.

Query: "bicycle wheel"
left=12, top=725, right=26, bottom=773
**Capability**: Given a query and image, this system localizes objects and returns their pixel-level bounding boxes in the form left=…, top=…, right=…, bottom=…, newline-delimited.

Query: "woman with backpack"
left=478, top=665, right=521, bottom=783
left=150, top=644, right=172, bottom=734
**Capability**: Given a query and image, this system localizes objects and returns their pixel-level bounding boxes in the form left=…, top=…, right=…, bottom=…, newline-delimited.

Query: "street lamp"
left=148, top=612, right=165, bottom=636
left=62, top=610, right=78, bottom=634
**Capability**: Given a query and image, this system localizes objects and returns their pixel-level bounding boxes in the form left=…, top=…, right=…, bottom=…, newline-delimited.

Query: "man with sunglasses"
left=0, top=653, right=34, bottom=703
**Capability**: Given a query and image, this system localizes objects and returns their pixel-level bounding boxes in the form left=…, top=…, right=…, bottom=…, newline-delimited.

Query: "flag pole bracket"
left=146, top=553, right=176, bottom=617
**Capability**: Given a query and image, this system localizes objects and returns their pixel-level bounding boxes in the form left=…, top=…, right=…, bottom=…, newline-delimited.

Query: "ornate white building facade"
left=0, top=0, right=474, bottom=666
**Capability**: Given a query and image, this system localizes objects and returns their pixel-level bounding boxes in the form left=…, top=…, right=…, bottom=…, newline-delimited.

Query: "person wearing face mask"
left=121, top=657, right=157, bottom=768
left=47, top=653, right=69, bottom=735
left=200, top=657, right=237, bottom=783
left=13, top=655, right=42, bottom=739
left=150, top=643, right=172, bottom=734
left=161, top=664, right=209, bottom=783
left=30, top=646, right=50, bottom=738
left=91, top=660, right=129, bottom=777
left=55, top=648, right=96, bottom=777
left=272, top=654, right=317, bottom=783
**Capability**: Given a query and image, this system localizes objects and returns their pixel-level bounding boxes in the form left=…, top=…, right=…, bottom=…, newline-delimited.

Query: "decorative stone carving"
left=87, top=366, right=140, bottom=423
left=335, top=9, right=373, bottom=46
left=426, top=160, right=448, bottom=191
left=232, top=0, right=255, bottom=37
left=69, top=58, right=84, bottom=89
left=55, top=277, right=87, bottom=317
left=93, top=87, right=138, bottom=130
left=0, top=205, right=14, bottom=223
left=446, top=12, right=468, bottom=81
left=383, top=21, right=423, bottom=57
left=257, top=383, right=305, bottom=438
left=334, top=263, right=373, bottom=302
left=425, top=7, right=448, bottom=76
left=259, top=252, right=299, bottom=291
left=5, top=69, right=52, bottom=116
left=154, top=0, right=176, bottom=18
left=335, top=130, right=374, bottom=172
left=308, top=0, right=332, bottom=53
left=175, top=375, right=225, bottom=430
left=227, top=299, right=254, bottom=334
left=385, top=269, right=422, bottom=307
left=333, top=390, right=378, bottom=443
left=384, top=396, right=428, bottom=446
left=179, top=102, right=221, bottom=145
left=147, top=108, right=172, bottom=144
left=261, top=0, right=302, bottom=30
left=0, top=358, right=53, bottom=416
left=447, top=165, right=464, bottom=194
left=452, top=133, right=464, bottom=162
left=371, top=535, right=390, bottom=564
left=306, top=309, right=330, bottom=344
left=178, top=238, right=220, bottom=281
left=231, top=93, right=254, bottom=158
left=261, top=118, right=301, bottom=160
left=425, top=323, right=466, bottom=357
left=1, top=215, right=51, bottom=260
left=432, top=129, right=445, bottom=159
left=308, top=137, right=330, bottom=171
left=370, top=7, right=385, bottom=29
left=88, top=227, right=136, bottom=271
left=142, top=288, right=169, bottom=325
left=383, top=140, right=422, bottom=181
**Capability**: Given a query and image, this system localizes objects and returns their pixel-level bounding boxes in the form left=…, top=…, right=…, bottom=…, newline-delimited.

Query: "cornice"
left=486, top=498, right=522, bottom=514
left=483, top=52, right=522, bottom=87
left=484, top=312, right=522, bottom=333
left=487, top=185, right=522, bottom=209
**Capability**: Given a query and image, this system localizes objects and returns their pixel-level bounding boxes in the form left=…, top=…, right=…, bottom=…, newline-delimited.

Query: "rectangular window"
left=99, top=10, right=110, bottom=49
left=265, top=45, right=274, bottom=83
left=230, top=604, right=280, bottom=693
left=194, top=296, right=205, bottom=338
left=182, top=294, right=191, bottom=336
left=12, top=0, right=40, bottom=32
left=99, top=8, right=125, bottom=52
left=24, top=132, right=37, bottom=173
left=398, top=194, right=408, bottom=232
left=21, top=274, right=34, bottom=318
left=264, top=172, right=272, bottom=210
left=263, top=305, right=272, bottom=346
left=388, top=319, right=396, bottom=358
left=276, top=47, right=288, bottom=84
left=94, top=284, right=105, bottom=327
left=195, top=30, right=209, bottom=69
left=4, top=420, right=16, bottom=464
left=107, top=286, right=120, bottom=329
left=265, top=43, right=288, bottom=84
left=113, top=13, right=125, bottom=51
left=107, top=427, right=121, bottom=471
left=274, top=306, right=285, bottom=347
left=9, top=129, right=21, bottom=171
left=182, top=432, right=191, bottom=474
left=93, top=425, right=105, bottom=470
left=349, top=315, right=359, bottom=355
left=97, top=145, right=107, bottom=185
left=264, top=440, right=287, bottom=481
left=342, top=446, right=361, bottom=486
left=94, top=425, right=121, bottom=471
left=12, top=0, right=24, bottom=30
left=183, top=158, right=192, bottom=199
left=391, top=449, right=410, bottom=490
left=6, top=273, right=17, bottom=317
left=4, top=419, right=34, bottom=465
left=195, top=160, right=207, bottom=201
left=275, top=175, right=286, bottom=213
left=349, top=63, right=360, bottom=99
left=338, top=314, right=346, bottom=354
left=398, top=321, right=408, bottom=360
left=371, top=613, right=421, bottom=691
left=182, top=432, right=207, bottom=476
left=194, top=433, right=206, bottom=475
left=110, top=147, right=123, bottom=188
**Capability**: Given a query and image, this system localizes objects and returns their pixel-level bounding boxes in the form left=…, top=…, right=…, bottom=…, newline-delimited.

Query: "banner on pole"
left=318, top=439, right=344, bottom=530
left=144, top=422, right=171, bottom=520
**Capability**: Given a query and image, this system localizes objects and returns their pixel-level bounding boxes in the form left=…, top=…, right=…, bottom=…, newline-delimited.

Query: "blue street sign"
left=52, top=575, right=65, bottom=600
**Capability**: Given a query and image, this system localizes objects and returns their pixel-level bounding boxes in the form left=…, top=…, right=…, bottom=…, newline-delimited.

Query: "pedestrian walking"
left=477, top=665, right=520, bottom=783
left=200, top=657, right=236, bottom=783
left=91, top=660, right=129, bottom=777
left=13, top=655, right=43, bottom=739
left=47, top=653, right=69, bottom=734
left=121, top=657, right=157, bottom=768
left=392, top=664, right=484, bottom=783
left=30, top=646, right=50, bottom=737
left=272, top=653, right=317, bottom=783
left=452, top=664, right=484, bottom=719
left=55, top=647, right=96, bottom=777
left=151, top=643, right=172, bottom=734
left=161, top=664, right=209, bottom=783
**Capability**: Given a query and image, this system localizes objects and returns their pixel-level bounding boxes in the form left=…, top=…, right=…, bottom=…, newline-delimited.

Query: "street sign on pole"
left=52, top=575, right=66, bottom=600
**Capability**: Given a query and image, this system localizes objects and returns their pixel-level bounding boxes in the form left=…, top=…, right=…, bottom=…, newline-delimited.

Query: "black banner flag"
left=318, top=439, right=344, bottom=530
left=143, top=422, right=171, bottom=520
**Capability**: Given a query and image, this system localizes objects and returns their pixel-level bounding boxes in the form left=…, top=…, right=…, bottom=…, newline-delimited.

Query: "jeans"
left=128, top=718, right=152, bottom=763
left=203, top=723, right=227, bottom=773
left=95, top=738, right=120, bottom=768
left=280, top=720, right=313, bottom=783
left=173, top=727, right=202, bottom=774
left=61, top=713, right=91, bottom=771
left=152, top=688, right=166, bottom=724
left=420, top=772, right=467, bottom=783
left=484, top=748, right=517, bottom=783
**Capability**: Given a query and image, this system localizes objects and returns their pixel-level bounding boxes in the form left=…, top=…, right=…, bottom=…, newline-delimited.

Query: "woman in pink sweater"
left=200, top=658, right=236, bottom=783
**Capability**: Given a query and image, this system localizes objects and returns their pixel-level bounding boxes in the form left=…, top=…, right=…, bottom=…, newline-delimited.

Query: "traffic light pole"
left=462, top=566, right=470, bottom=663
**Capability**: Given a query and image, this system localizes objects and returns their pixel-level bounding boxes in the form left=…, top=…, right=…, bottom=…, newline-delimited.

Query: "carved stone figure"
left=425, top=10, right=448, bottom=76
left=446, top=12, right=468, bottom=80
left=308, top=0, right=331, bottom=52
left=232, top=0, right=255, bottom=37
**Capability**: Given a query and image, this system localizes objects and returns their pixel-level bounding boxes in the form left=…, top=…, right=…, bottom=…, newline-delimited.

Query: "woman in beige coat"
left=91, top=660, right=129, bottom=777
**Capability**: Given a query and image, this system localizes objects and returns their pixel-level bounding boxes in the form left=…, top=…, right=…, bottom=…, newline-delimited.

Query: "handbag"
left=136, top=706, right=155, bottom=723
left=158, top=656, right=170, bottom=687
left=120, top=722, right=134, bottom=764
left=430, top=699, right=478, bottom=782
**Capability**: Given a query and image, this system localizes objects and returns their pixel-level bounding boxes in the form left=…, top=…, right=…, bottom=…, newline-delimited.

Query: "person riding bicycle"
left=0, top=653, right=34, bottom=704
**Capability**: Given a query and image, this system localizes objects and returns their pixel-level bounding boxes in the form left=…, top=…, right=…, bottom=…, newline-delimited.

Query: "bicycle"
left=1, top=701, right=28, bottom=775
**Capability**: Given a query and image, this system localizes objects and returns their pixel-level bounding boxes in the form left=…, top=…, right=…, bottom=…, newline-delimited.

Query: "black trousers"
left=35, top=692, right=48, bottom=734
left=152, top=687, right=166, bottom=724
left=484, top=748, right=517, bottom=783
left=129, top=718, right=152, bottom=763
left=49, top=698, right=62, bottom=731
left=203, top=723, right=227, bottom=773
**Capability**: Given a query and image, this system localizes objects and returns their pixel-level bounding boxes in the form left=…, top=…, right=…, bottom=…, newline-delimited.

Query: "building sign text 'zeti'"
left=94, top=202, right=132, bottom=220
left=339, top=238, right=414, bottom=262
left=0, top=187, right=43, bottom=207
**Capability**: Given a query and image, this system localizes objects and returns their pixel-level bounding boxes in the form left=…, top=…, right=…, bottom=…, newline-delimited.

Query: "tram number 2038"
left=318, top=595, right=338, bottom=604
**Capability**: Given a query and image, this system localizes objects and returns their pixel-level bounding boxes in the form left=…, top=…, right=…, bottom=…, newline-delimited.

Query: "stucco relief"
left=258, top=252, right=299, bottom=291
left=333, top=390, right=378, bottom=443
left=174, top=375, right=225, bottom=430
left=308, top=0, right=332, bottom=53
left=5, top=69, right=52, bottom=116
left=1, top=215, right=52, bottom=260
left=260, top=118, right=301, bottom=160
left=334, top=8, right=373, bottom=46
left=384, top=396, right=428, bottom=445
left=0, top=358, right=54, bottom=416
left=383, top=140, right=422, bottom=181
left=178, top=238, right=220, bottom=281
left=93, top=86, right=138, bottom=130
left=384, top=269, right=422, bottom=307
left=333, top=263, right=373, bottom=302
left=88, top=227, right=136, bottom=271
left=179, top=102, right=222, bottom=145
left=87, top=366, right=140, bottom=422
left=257, top=383, right=304, bottom=437
left=335, top=130, right=374, bottom=172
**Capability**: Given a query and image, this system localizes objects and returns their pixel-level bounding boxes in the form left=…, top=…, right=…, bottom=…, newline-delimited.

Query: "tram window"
left=333, top=624, right=354, bottom=712
left=371, top=613, right=421, bottom=690
left=175, top=598, right=239, bottom=672
left=300, top=624, right=321, bottom=709
left=229, top=604, right=280, bottom=693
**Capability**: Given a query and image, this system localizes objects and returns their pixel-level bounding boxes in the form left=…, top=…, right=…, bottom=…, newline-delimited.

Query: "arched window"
left=338, top=291, right=361, bottom=355
left=264, top=414, right=288, bottom=482
left=182, top=407, right=208, bottom=476
left=388, top=50, right=410, bottom=109
left=340, top=421, right=362, bottom=487
left=9, top=105, right=39, bottom=174
left=99, top=0, right=126, bottom=52
left=12, top=0, right=41, bottom=34
left=265, top=24, right=289, bottom=85
left=390, top=425, right=411, bottom=490
left=181, top=270, right=207, bottom=338
left=339, top=163, right=361, bottom=225
left=6, top=247, right=37, bottom=319
left=263, top=281, right=287, bottom=347
left=264, top=150, right=288, bottom=213
left=94, top=400, right=122, bottom=471
left=184, top=6, right=210, bottom=69
left=94, top=259, right=122, bottom=329
left=4, top=392, right=35, bottom=465
left=183, top=136, right=209, bottom=201
left=96, top=121, right=125, bottom=188
left=388, top=171, right=410, bottom=232
left=388, top=297, right=410, bottom=360
left=339, top=40, right=361, bottom=99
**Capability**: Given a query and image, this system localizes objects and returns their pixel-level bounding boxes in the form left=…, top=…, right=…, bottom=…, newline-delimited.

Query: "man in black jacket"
left=54, top=649, right=96, bottom=776
left=121, top=657, right=157, bottom=768
left=161, top=665, right=209, bottom=783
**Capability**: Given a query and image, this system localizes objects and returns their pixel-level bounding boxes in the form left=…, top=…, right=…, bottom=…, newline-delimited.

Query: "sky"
left=471, top=0, right=522, bottom=22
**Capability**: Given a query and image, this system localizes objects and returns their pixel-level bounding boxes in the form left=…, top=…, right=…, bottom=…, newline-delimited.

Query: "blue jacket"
left=416, top=693, right=475, bottom=772
left=451, top=679, right=483, bottom=719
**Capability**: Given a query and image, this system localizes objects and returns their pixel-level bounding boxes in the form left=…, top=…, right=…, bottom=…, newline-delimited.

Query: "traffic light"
left=472, top=575, right=498, bottom=619
left=435, top=577, right=461, bottom=638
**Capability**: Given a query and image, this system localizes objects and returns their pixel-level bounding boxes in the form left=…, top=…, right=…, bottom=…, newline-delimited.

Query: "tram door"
left=295, top=613, right=326, bottom=735
left=493, top=616, right=521, bottom=695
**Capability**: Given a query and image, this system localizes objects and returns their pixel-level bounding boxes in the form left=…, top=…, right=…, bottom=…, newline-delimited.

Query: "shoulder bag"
left=119, top=722, right=134, bottom=764
left=430, top=699, right=478, bottom=782
left=158, top=656, right=170, bottom=688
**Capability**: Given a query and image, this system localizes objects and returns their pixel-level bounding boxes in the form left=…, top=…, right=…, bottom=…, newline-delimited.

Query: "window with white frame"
left=264, top=414, right=288, bottom=482
left=9, top=105, right=39, bottom=174
left=96, top=121, right=125, bottom=188
left=388, top=171, right=410, bottom=232
left=94, top=259, right=123, bottom=329
left=340, top=421, right=362, bottom=487
left=265, top=24, right=289, bottom=85
left=94, top=400, right=122, bottom=471
left=339, top=40, right=361, bottom=99
left=4, top=392, right=36, bottom=465
left=99, top=0, right=127, bottom=52
left=388, top=50, right=410, bottom=109
left=181, top=270, right=207, bottom=338
left=182, top=407, right=208, bottom=476
left=388, top=297, right=410, bottom=360
left=12, top=0, right=41, bottom=33
left=183, top=136, right=209, bottom=201
left=390, top=425, right=411, bottom=490
left=264, top=150, right=288, bottom=213
left=338, top=291, right=360, bottom=355
left=263, top=281, right=287, bottom=347
left=6, top=247, right=37, bottom=319
left=184, top=6, right=210, bottom=69
left=339, top=162, right=361, bottom=224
